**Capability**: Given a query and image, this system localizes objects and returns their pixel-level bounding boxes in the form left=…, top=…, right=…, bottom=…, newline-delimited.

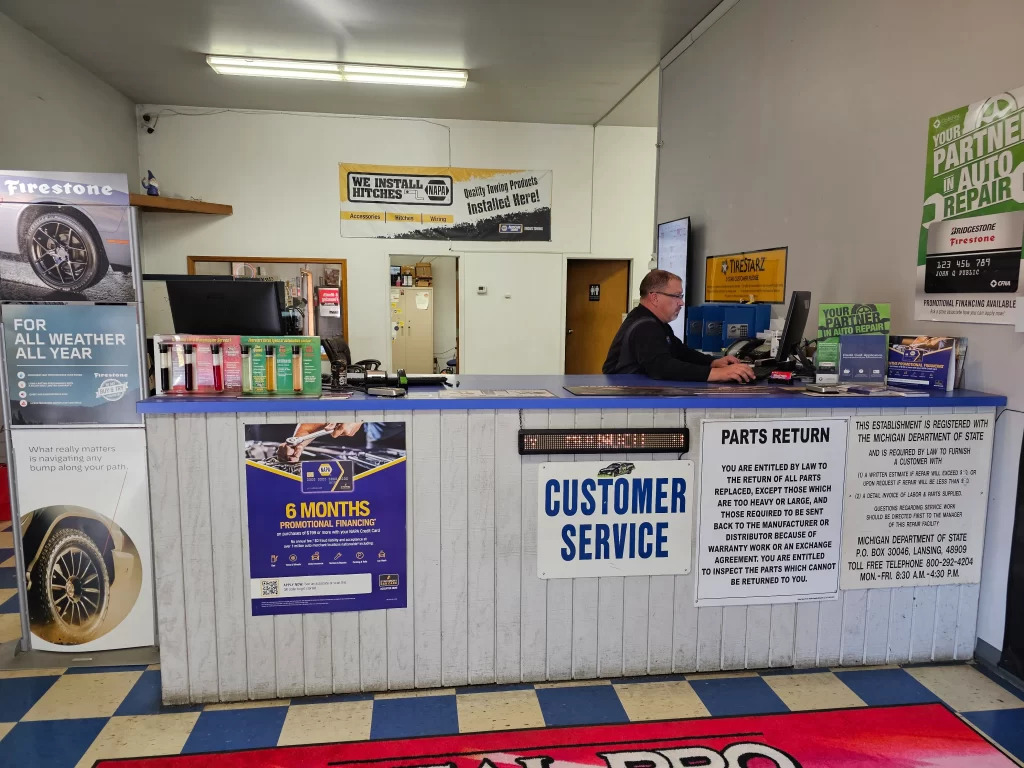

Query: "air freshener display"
left=240, top=336, right=320, bottom=395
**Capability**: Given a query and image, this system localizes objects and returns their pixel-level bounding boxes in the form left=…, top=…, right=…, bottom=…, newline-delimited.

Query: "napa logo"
left=499, top=223, right=523, bottom=234
left=318, top=463, right=333, bottom=477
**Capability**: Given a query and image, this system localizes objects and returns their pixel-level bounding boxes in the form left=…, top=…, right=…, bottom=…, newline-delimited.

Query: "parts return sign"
left=840, top=413, right=993, bottom=589
left=696, top=418, right=848, bottom=606
left=537, top=461, right=693, bottom=579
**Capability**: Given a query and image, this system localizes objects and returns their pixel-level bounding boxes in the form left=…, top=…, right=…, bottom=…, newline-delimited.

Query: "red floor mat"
left=97, top=703, right=1016, bottom=767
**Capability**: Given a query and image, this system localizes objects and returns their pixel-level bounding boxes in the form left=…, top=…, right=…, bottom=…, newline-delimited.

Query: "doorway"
left=389, top=255, right=459, bottom=374
left=564, top=259, right=631, bottom=374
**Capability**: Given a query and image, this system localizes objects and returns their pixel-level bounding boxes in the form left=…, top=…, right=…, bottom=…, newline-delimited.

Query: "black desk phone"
left=724, top=337, right=771, bottom=361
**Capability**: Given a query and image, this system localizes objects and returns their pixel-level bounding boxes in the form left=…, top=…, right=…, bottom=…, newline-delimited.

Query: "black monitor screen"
left=167, top=278, right=284, bottom=335
left=775, top=290, right=811, bottom=362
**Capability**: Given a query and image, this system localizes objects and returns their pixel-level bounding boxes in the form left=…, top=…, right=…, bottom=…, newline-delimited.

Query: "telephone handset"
left=724, top=337, right=770, bottom=361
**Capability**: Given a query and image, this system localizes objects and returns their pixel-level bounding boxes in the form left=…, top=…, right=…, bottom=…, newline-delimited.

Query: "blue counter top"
left=136, top=375, right=1007, bottom=414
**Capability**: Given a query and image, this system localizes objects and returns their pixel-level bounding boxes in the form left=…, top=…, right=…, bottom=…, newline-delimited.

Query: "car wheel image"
left=23, top=211, right=109, bottom=291
left=30, top=528, right=110, bottom=644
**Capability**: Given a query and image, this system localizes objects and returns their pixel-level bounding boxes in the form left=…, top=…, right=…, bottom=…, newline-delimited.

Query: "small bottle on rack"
left=265, top=345, right=276, bottom=392
left=183, top=344, right=195, bottom=391
left=292, top=345, right=303, bottom=393
left=211, top=343, right=223, bottom=392
left=158, top=344, right=171, bottom=392
left=241, top=346, right=252, bottom=393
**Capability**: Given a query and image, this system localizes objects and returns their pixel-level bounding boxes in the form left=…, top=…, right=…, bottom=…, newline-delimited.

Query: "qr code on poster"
left=260, top=579, right=280, bottom=597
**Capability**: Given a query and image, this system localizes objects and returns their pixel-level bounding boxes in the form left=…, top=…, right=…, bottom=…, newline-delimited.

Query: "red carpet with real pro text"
left=96, top=704, right=1014, bottom=768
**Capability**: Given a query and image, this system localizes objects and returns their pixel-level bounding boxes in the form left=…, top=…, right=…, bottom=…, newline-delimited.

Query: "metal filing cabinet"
left=390, top=287, right=434, bottom=373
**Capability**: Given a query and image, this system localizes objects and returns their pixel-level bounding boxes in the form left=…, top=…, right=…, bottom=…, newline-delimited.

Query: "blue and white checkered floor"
left=3, top=520, right=1024, bottom=768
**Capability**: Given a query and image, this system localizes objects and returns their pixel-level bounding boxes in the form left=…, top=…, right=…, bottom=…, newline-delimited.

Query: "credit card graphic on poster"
left=917, top=86, right=1024, bottom=323
left=339, top=163, right=551, bottom=240
left=243, top=421, right=406, bottom=615
left=2, top=304, right=142, bottom=426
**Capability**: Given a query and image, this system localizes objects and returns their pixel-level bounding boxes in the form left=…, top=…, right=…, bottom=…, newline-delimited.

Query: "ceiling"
left=0, top=0, right=718, bottom=125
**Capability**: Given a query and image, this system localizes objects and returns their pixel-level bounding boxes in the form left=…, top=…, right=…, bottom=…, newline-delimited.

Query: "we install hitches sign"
left=917, top=86, right=1024, bottom=324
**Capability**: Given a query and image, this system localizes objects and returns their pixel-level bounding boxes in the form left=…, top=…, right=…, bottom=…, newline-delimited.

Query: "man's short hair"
left=639, top=269, right=681, bottom=297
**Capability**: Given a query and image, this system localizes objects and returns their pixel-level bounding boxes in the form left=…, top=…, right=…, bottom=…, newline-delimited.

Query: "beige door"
left=565, top=259, right=631, bottom=374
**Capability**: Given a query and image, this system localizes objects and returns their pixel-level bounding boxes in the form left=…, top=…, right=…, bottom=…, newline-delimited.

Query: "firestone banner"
left=917, top=86, right=1024, bottom=324
left=339, top=163, right=551, bottom=240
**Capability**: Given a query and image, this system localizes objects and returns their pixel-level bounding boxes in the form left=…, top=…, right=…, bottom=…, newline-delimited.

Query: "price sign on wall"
left=840, top=413, right=994, bottom=589
left=695, top=418, right=848, bottom=607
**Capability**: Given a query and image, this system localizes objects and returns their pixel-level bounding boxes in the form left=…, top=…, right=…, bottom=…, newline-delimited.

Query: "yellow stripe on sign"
left=354, top=456, right=406, bottom=481
left=341, top=211, right=385, bottom=222
left=246, top=460, right=300, bottom=481
left=422, top=213, right=454, bottom=224
left=385, top=212, right=423, bottom=224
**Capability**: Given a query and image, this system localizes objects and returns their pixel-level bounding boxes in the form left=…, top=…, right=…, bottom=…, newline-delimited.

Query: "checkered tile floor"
left=3, top=519, right=1024, bottom=767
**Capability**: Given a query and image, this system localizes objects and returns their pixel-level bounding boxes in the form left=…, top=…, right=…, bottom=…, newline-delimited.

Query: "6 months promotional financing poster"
left=243, top=422, right=407, bottom=616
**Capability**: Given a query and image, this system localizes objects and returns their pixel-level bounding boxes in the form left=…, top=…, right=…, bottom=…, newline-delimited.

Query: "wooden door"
left=565, top=259, right=630, bottom=374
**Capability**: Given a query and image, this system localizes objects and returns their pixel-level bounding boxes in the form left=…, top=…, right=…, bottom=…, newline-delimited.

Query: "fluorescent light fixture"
left=206, top=55, right=467, bottom=88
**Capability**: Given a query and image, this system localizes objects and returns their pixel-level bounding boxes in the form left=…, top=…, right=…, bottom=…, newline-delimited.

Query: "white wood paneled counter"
left=138, top=376, right=1005, bottom=704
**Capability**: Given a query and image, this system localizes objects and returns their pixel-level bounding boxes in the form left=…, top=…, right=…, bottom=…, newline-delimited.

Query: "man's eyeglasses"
left=653, top=291, right=684, bottom=300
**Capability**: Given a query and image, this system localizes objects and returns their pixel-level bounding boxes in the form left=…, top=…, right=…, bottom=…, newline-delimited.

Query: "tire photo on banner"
left=11, top=428, right=154, bottom=651
left=0, top=171, right=136, bottom=302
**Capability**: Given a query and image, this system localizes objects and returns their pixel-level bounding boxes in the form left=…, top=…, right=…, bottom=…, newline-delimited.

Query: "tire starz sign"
left=340, top=163, right=551, bottom=240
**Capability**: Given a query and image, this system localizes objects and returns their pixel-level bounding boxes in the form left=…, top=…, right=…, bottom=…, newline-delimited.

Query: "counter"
left=140, top=376, right=1006, bottom=704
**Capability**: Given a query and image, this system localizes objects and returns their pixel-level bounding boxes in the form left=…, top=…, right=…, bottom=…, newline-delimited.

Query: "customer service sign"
left=917, top=86, right=1024, bottom=324
left=537, top=461, right=694, bottom=579
left=339, top=163, right=551, bottom=240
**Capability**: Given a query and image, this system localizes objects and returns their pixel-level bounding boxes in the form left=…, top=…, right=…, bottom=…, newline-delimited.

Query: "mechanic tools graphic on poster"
left=244, top=421, right=406, bottom=615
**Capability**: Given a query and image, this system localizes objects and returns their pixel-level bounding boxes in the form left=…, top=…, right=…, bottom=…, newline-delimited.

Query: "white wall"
left=657, top=0, right=1024, bottom=652
left=137, top=106, right=657, bottom=374
left=0, top=11, right=138, bottom=181
left=590, top=125, right=659, bottom=299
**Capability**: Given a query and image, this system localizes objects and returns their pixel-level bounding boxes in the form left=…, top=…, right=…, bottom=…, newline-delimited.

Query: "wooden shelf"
left=130, top=194, right=232, bottom=215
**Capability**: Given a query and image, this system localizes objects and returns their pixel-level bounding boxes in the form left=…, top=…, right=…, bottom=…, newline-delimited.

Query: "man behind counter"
left=603, top=269, right=754, bottom=383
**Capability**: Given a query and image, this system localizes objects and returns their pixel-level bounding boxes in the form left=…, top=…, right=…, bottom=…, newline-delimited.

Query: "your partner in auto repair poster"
left=917, top=87, right=1024, bottom=324
left=244, top=421, right=407, bottom=615
left=339, top=163, right=551, bottom=240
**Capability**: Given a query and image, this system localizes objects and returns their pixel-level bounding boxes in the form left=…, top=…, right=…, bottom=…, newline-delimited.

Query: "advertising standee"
left=696, top=418, right=848, bottom=607
left=840, top=414, right=994, bottom=589
left=12, top=428, right=155, bottom=652
left=2, top=304, right=143, bottom=426
left=537, top=460, right=694, bottom=579
left=244, top=421, right=407, bottom=615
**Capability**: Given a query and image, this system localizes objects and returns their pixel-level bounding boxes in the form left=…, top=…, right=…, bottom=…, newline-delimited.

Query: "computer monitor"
left=166, top=278, right=284, bottom=335
left=657, top=217, right=690, bottom=340
left=774, top=290, right=812, bottom=363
